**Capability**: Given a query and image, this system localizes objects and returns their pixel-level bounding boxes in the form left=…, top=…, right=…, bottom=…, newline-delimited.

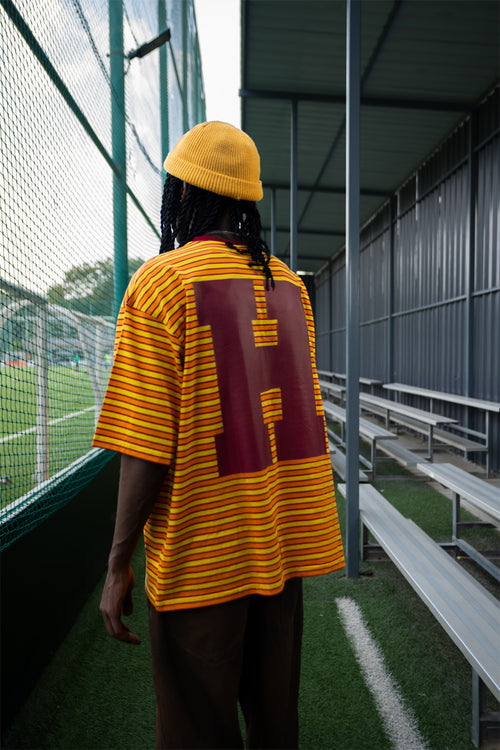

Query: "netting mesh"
left=0, top=0, right=205, bottom=549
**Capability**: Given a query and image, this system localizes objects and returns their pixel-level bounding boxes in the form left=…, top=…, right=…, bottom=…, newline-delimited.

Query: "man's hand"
left=99, top=454, right=169, bottom=645
left=100, top=564, right=141, bottom=645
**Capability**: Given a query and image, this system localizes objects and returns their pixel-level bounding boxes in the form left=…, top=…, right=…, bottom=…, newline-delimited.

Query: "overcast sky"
left=193, top=0, right=241, bottom=127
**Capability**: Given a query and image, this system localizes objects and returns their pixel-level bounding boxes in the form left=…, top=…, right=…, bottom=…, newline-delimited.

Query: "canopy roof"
left=240, top=0, right=499, bottom=272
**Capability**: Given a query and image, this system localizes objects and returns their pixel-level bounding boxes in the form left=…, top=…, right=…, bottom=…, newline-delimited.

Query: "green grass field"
left=0, top=364, right=102, bottom=508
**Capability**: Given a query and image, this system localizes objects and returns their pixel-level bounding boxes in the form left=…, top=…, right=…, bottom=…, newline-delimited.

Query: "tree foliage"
left=47, top=257, right=144, bottom=316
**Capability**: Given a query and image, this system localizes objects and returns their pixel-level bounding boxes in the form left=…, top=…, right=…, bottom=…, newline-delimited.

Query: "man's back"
left=93, top=236, right=344, bottom=611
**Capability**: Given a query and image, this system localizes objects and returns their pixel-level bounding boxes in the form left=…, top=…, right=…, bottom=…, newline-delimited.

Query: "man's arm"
left=100, top=454, right=169, bottom=645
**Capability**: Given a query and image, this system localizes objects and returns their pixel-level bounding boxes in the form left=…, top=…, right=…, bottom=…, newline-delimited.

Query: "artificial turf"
left=4, top=472, right=499, bottom=750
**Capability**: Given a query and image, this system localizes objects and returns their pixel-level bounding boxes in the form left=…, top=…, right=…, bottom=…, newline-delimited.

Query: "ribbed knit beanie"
left=164, top=121, right=263, bottom=202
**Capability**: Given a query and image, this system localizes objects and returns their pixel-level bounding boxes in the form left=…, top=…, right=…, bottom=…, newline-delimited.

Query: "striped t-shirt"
left=93, top=237, right=344, bottom=610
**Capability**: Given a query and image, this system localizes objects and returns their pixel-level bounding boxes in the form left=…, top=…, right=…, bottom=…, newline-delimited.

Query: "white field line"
left=0, top=406, right=97, bottom=444
left=336, top=596, right=429, bottom=750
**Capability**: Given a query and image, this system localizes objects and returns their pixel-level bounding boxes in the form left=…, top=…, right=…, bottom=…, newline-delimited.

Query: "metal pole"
left=109, top=0, right=128, bottom=318
left=270, top=187, right=277, bottom=254
left=159, top=0, right=169, bottom=174
left=34, top=302, right=49, bottom=485
left=388, top=195, right=396, bottom=383
left=345, top=0, right=361, bottom=578
left=290, top=99, right=298, bottom=272
left=182, top=0, right=189, bottom=132
left=329, top=262, right=334, bottom=372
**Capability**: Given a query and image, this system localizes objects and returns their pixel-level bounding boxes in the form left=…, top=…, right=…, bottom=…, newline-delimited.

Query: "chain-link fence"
left=0, top=0, right=205, bottom=548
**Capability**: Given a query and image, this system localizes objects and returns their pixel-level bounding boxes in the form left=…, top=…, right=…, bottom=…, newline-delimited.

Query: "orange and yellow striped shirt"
left=93, top=237, right=344, bottom=610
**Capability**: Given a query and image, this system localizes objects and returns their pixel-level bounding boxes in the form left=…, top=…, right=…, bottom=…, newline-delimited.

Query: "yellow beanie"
left=164, top=121, right=263, bottom=202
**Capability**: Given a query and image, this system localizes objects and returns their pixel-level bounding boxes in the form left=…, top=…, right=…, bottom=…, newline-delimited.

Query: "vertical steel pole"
left=109, top=0, right=128, bottom=318
left=290, top=98, right=298, bottom=272
left=270, top=187, right=277, bottom=254
left=388, top=195, right=396, bottom=383
left=329, top=262, right=334, bottom=372
left=345, top=0, right=361, bottom=577
left=182, top=0, right=189, bottom=132
left=159, top=0, right=169, bottom=175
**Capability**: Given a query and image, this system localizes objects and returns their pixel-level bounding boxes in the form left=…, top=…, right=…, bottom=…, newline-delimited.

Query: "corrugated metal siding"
left=476, top=138, right=500, bottom=291
left=360, top=321, right=387, bottom=381
left=392, top=302, right=467, bottom=392
left=315, top=266, right=331, bottom=367
left=331, top=261, right=346, bottom=373
left=474, top=291, right=500, bottom=401
left=314, top=88, right=500, bottom=472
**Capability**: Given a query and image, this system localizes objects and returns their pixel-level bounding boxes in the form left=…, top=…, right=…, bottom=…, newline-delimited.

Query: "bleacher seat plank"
left=383, top=383, right=496, bottom=475
left=338, top=482, right=500, bottom=745
left=318, top=379, right=345, bottom=401
left=417, top=463, right=500, bottom=522
left=417, top=462, right=500, bottom=582
left=434, top=427, right=488, bottom=453
left=377, top=438, right=426, bottom=467
left=323, top=400, right=397, bottom=479
left=384, top=383, right=500, bottom=414
left=328, top=441, right=369, bottom=482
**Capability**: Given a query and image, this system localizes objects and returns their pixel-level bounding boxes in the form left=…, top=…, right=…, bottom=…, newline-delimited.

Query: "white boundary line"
left=0, top=406, right=97, bottom=444
left=336, top=596, right=429, bottom=750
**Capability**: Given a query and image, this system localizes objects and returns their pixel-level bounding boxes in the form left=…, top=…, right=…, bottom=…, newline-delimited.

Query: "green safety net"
left=0, top=0, right=205, bottom=549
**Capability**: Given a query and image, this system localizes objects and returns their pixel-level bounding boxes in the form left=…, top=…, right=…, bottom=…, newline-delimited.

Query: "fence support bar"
left=109, top=0, right=128, bottom=318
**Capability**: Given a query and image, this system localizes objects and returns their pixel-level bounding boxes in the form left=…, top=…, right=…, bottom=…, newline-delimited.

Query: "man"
left=93, top=121, right=344, bottom=749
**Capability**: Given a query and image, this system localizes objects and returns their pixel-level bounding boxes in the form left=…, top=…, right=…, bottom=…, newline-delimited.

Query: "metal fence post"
left=109, top=0, right=128, bottom=318
left=34, top=301, right=49, bottom=485
left=182, top=0, right=189, bottom=132
left=159, top=0, right=169, bottom=174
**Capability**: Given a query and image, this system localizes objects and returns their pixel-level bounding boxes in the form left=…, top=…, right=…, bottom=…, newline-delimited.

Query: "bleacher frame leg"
left=452, top=492, right=460, bottom=541
left=472, top=669, right=500, bottom=748
left=361, top=523, right=368, bottom=561
left=472, top=669, right=484, bottom=747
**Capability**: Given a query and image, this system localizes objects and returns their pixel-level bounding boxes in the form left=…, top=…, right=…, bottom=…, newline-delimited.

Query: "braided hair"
left=160, top=174, right=275, bottom=289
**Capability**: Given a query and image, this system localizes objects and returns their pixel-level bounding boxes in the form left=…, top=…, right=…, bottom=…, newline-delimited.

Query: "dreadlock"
left=160, top=174, right=275, bottom=289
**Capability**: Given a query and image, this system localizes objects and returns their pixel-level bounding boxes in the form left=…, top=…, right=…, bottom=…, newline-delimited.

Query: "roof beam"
left=275, top=253, right=336, bottom=264
left=239, top=88, right=471, bottom=113
left=263, top=181, right=388, bottom=198
left=263, top=225, right=345, bottom=237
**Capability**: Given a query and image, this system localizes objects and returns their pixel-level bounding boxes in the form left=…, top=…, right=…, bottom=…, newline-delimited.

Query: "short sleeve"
left=92, top=296, right=183, bottom=465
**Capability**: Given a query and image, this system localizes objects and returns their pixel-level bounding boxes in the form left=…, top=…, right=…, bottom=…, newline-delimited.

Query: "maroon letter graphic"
left=193, top=279, right=326, bottom=476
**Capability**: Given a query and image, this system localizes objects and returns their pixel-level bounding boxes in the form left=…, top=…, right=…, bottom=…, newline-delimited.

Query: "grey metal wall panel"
left=476, top=138, right=500, bottom=291
left=316, top=269, right=338, bottom=372
left=314, top=89, right=499, bottom=472
left=315, top=269, right=331, bottom=367
left=360, top=231, right=389, bottom=322
left=331, top=331, right=346, bottom=374
left=360, top=320, right=387, bottom=381
left=474, top=291, right=500, bottom=402
left=392, top=302, right=466, bottom=392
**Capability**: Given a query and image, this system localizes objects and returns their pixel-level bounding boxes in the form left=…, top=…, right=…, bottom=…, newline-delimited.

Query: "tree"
left=47, top=257, right=144, bottom=316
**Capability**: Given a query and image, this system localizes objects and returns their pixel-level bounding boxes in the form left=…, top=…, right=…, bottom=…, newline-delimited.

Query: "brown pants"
left=148, top=578, right=303, bottom=750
